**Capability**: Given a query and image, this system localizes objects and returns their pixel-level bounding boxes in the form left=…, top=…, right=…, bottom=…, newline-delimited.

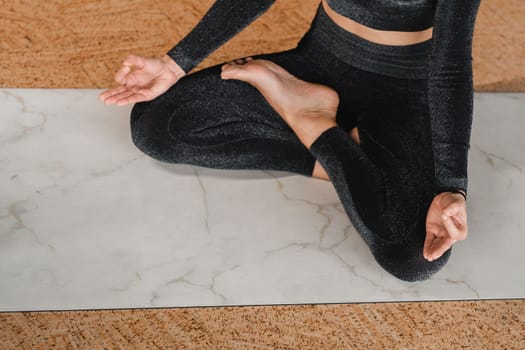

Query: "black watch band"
left=434, top=188, right=467, bottom=200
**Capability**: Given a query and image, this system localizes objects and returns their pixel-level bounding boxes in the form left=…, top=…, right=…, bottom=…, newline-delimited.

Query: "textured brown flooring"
left=1, top=0, right=524, bottom=348
left=0, top=0, right=524, bottom=90
left=1, top=301, right=524, bottom=349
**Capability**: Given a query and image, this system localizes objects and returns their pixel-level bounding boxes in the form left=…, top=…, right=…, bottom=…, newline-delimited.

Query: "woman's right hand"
left=99, top=54, right=186, bottom=106
left=424, top=192, right=468, bottom=261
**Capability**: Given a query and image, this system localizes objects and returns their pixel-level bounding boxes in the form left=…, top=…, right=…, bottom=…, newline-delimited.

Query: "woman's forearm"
left=166, top=0, right=276, bottom=74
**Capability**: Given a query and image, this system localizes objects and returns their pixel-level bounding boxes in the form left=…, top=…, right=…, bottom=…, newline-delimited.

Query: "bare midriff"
left=321, top=0, right=433, bottom=46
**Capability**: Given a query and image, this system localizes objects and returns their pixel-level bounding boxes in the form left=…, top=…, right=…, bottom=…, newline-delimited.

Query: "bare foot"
left=221, top=57, right=339, bottom=150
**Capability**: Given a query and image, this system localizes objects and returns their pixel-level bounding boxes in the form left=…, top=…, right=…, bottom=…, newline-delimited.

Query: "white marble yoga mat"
left=0, top=89, right=523, bottom=311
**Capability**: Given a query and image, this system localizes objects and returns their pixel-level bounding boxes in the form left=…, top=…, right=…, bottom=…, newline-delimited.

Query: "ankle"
left=300, top=118, right=338, bottom=150
left=312, top=160, right=330, bottom=180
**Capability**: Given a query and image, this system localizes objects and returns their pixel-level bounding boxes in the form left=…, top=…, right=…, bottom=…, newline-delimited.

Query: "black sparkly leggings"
left=129, top=5, right=452, bottom=282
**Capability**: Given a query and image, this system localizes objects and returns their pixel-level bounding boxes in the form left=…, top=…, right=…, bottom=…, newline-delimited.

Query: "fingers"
left=423, top=229, right=434, bottom=261
left=424, top=234, right=455, bottom=261
left=423, top=226, right=455, bottom=261
left=423, top=197, right=468, bottom=261
left=442, top=201, right=468, bottom=241
left=101, top=54, right=169, bottom=106
left=99, top=85, right=128, bottom=103
left=114, top=55, right=147, bottom=85
left=123, top=54, right=146, bottom=69
left=443, top=201, right=460, bottom=217
left=99, top=85, right=148, bottom=105
left=116, top=91, right=147, bottom=106
left=114, top=65, right=131, bottom=85
left=99, top=85, right=139, bottom=104
left=442, top=214, right=467, bottom=241
left=115, top=92, right=150, bottom=106
left=112, top=90, right=137, bottom=106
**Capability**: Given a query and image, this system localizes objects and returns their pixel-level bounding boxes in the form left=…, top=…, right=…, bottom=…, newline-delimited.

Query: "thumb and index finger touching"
left=114, top=55, right=146, bottom=86
left=99, top=55, right=147, bottom=102
left=123, top=54, right=146, bottom=69
left=424, top=234, right=456, bottom=262
left=424, top=198, right=468, bottom=261
left=442, top=197, right=468, bottom=239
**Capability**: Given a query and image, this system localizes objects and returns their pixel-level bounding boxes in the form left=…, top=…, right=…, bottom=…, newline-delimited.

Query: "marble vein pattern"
left=0, top=89, right=523, bottom=311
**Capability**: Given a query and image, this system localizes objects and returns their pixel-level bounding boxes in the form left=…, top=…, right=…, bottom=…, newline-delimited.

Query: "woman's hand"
left=424, top=192, right=468, bottom=261
left=99, top=54, right=186, bottom=106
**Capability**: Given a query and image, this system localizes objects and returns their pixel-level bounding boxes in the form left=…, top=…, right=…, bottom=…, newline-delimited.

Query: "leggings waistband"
left=299, top=3, right=433, bottom=80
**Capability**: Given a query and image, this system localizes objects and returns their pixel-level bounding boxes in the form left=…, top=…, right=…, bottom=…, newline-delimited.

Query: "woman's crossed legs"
left=129, top=47, right=451, bottom=282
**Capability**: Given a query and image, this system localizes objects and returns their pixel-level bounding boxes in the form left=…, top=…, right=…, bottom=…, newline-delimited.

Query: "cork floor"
left=1, top=0, right=524, bottom=348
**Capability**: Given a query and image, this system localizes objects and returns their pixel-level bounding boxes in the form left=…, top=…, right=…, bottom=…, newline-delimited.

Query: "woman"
left=99, top=0, right=481, bottom=282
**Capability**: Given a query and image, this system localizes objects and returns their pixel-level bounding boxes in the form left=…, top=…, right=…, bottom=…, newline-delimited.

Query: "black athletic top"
left=166, top=0, right=482, bottom=197
left=326, top=0, right=437, bottom=31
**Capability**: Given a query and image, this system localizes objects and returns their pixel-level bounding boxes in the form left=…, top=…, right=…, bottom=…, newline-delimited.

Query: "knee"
left=372, top=241, right=452, bottom=282
left=130, top=100, right=148, bottom=134
left=129, top=101, right=155, bottom=156
left=129, top=101, right=179, bottom=162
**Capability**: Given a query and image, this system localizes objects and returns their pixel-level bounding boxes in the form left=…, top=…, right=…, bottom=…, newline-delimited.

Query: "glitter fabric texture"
left=132, top=0, right=481, bottom=281
left=325, top=0, right=437, bottom=31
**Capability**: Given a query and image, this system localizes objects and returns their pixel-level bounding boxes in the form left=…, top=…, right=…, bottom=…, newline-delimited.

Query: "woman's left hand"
left=424, top=192, right=468, bottom=261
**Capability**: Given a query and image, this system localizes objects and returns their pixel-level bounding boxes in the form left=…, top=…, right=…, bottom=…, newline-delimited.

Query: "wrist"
left=160, top=55, right=186, bottom=81
left=434, top=189, right=467, bottom=201
left=450, top=190, right=466, bottom=201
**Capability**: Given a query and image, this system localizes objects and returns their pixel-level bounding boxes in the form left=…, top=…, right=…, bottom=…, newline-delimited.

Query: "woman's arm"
left=427, top=0, right=482, bottom=199
left=166, top=0, right=276, bottom=74
left=100, top=1, right=278, bottom=106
